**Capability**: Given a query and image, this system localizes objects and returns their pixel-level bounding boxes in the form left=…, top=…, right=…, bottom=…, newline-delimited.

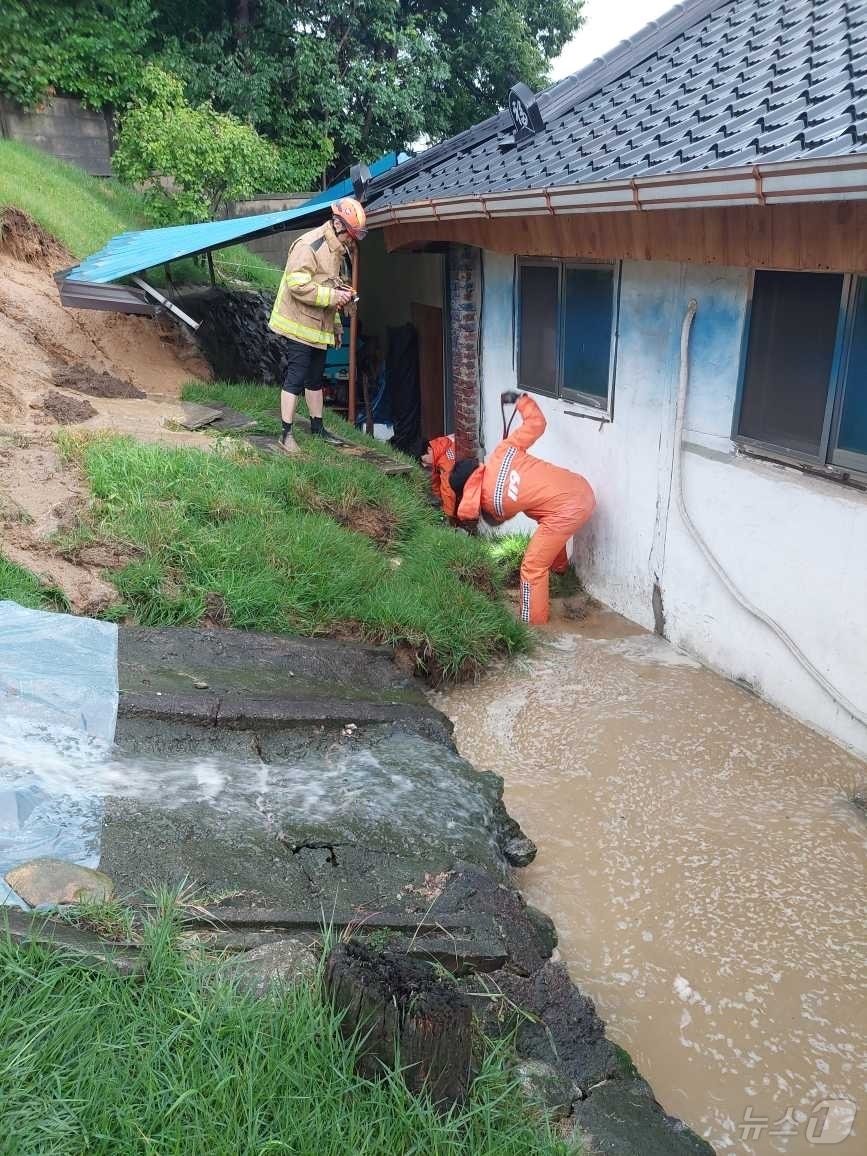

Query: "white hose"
left=673, top=300, right=867, bottom=731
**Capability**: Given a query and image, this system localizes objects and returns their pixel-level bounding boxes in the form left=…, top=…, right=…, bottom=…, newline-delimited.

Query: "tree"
left=1, top=1, right=584, bottom=187
left=148, top=0, right=584, bottom=177
left=418, top=0, right=584, bottom=139
left=0, top=0, right=153, bottom=109
left=112, top=67, right=329, bottom=222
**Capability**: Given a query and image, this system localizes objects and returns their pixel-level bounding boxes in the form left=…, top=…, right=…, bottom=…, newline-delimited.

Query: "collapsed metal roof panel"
left=65, top=152, right=403, bottom=286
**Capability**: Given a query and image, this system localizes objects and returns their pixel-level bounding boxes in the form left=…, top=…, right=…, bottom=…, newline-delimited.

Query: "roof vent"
left=350, top=162, right=371, bottom=201
left=509, top=82, right=545, bottom=142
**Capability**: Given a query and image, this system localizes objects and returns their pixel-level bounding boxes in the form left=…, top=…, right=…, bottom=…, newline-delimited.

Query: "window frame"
left=516, top=256, right=620, bottom=419
left=733, top=269, right=867, bottom=481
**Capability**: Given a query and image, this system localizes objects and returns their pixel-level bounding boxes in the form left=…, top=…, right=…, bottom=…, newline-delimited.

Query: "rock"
left=562, top=593, right=595, bottom=621
left=503, top=835, right=537, bottom=867
left=571, top=1077, right=716, bottom=1155
left=4, top=858, right=113, bottom=907
left=524, top=904, right=558, bottom=956
left=491, top=801, right=537, bottom=865
left=221, top=937, right=318, bottom=997
left=4, top=908, right=142, bottom=976
left=433, top=867, right=555, bottom=975
left=514, top=1058, right=576, bottom=1121
left=177, top=287, right=286, bottom=384
left=179, top=402, right=223, bottom=430
left=463, top=961, right=620, bottom=1091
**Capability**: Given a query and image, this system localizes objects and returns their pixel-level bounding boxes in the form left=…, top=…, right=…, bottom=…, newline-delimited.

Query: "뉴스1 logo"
left=739, top=1098, right=857, bottom=1145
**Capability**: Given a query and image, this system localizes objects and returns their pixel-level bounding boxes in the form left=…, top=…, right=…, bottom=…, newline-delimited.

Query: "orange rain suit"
left=457, top=395, right=595, bottom=625
left=427, top=433, right=457, bottom=517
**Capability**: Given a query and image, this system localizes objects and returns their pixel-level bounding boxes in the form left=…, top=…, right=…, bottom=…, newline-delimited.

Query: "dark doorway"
left=412, top=302, right=445, bottom=441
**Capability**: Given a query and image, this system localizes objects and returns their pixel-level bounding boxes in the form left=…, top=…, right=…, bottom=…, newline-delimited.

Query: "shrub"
left=112, top=67, right=310, bottom=224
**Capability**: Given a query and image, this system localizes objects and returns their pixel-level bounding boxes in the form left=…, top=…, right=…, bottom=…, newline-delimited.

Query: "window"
left=517, top=258, right=619, bottom=414
left=736, top=270, right=867, bottom=476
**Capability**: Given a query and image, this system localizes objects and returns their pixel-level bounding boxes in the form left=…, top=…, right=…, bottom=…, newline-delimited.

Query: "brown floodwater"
left=432, top=609, right=866, bottom=1154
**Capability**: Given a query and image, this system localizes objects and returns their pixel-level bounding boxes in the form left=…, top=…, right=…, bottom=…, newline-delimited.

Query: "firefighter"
left=421, top=433, right=457, bottom=515
left=268, top=197, right=367, bottom=454
left=449, top=392, right=596, bottom=625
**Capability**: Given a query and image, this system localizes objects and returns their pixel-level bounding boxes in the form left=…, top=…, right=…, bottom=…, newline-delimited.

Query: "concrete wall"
left=224, top=195, right=315, bottom=268
left=480, top=251, right=867, bottom=758
left=359, top=230, right=444, bottom=349
left=0, top=97, right=112, bottom=175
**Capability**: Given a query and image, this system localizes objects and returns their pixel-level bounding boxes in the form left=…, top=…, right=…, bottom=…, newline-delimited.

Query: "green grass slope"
left=0, top=140, right=279, bottom=289
left=60, top=422, right=529, bottom=679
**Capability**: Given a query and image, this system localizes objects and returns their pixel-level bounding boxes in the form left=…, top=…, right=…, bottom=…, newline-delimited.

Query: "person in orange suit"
left=421, top=433, right=458, bottom=517
left=449, top=391, right=596, bottom=625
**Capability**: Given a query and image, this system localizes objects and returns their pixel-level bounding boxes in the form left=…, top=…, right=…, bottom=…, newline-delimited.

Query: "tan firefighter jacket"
left=268, top=221, right=348, bottom=348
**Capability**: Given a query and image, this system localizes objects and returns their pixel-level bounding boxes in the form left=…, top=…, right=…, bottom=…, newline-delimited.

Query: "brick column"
left=448, top=244, right=482, bottom=460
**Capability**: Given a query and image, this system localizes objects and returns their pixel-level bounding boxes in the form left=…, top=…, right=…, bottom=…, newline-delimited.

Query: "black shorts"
left=282, top=339, right=327, bottom=395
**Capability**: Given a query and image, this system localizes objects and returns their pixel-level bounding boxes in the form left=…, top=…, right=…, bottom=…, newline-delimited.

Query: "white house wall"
left=480, top=251, right=867, bottom=758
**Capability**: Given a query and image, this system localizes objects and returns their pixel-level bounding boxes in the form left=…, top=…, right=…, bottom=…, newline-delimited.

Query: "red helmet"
left=331, top=197, right=367, bottom=240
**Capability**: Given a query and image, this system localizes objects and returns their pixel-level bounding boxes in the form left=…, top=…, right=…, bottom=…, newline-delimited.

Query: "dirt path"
left=0, top=211, right=214, bottom=608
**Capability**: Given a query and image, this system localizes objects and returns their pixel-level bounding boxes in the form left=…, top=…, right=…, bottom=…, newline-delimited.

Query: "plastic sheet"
left=0, top=603, right=119, bottom=905
left=0, top=601, right=118, bottom=738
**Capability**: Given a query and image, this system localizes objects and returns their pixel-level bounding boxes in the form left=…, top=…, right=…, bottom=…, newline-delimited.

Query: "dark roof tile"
left=370, top=0, right=867, bottom=209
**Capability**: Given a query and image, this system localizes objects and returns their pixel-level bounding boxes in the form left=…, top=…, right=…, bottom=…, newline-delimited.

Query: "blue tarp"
left=66, top=152, right=404, bottom=286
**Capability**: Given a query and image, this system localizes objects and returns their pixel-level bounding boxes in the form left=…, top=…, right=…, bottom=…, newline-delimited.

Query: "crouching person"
left=421, top=433, right=457, bottom=515
left=448, top=392, right=595, bottom=625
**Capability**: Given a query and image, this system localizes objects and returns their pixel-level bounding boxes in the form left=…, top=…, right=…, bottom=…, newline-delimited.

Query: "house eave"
left=367, top=154, right=867, bottom=227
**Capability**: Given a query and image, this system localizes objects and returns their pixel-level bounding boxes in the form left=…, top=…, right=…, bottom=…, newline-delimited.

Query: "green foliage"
left=0, top=555, right=66, bottom=611
left=113, top=66, right=318, bottom=224
left=0, top=905, right=572, bottom=1154
left=430, top=0, right=585, bottom=139
left=488, top=531, right=533, bottom=586
left=148, top=0, right=585, bottom=175
left=59, top=413, right=528, bottom=679
left=1, top=0, right=585, bottom=185
left=0, top=0, right=152, bottom=109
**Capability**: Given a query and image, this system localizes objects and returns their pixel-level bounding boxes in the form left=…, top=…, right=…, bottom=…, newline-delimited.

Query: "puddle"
left=433, top=612, right=866, bottom=1155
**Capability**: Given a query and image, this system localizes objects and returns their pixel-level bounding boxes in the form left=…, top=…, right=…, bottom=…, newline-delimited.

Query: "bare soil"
left=0, top=210, right=213, bottom=609
left=53, top=363, right=146, bottom=400
left=0, top=207, right=68, bottom=269
left=0, top=440, right=118, bottom=613
left=41, top=390, right=98, bottom=425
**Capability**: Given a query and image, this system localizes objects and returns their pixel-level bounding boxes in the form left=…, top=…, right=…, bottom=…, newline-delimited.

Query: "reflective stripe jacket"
left=457, top=394, right=589, bottom=523
left=269, top=222, right=346, bottom=348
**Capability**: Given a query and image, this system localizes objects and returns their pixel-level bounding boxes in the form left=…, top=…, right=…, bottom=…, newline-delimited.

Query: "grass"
left=0, top=555, right=66, bottom=611
left=0, top=904, right=573, bottom=1155
left=0, top=140, right=280, bottom=291
left=59, top=425, right=529, bottom=679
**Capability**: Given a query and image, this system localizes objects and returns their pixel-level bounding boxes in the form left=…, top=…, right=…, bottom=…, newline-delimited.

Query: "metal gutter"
left=366, top=155, right=867, bottom=227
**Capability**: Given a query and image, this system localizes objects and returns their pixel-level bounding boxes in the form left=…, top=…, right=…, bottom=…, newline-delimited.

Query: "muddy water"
left=433, top=611, right=866, bottom=1154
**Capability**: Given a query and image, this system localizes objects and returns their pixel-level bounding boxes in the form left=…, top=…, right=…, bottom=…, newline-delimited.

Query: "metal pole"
left=348, top=242, right=360, bottom=426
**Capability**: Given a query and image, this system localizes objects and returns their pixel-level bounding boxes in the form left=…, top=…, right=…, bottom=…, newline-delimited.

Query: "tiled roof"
left=369, top=0, right=867, bottom=209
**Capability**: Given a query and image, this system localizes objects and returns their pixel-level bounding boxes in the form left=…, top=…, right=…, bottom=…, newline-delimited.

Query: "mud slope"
left=0, top=210, right=211, bottom=609
left=0, top=209, right=210, bottom=435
